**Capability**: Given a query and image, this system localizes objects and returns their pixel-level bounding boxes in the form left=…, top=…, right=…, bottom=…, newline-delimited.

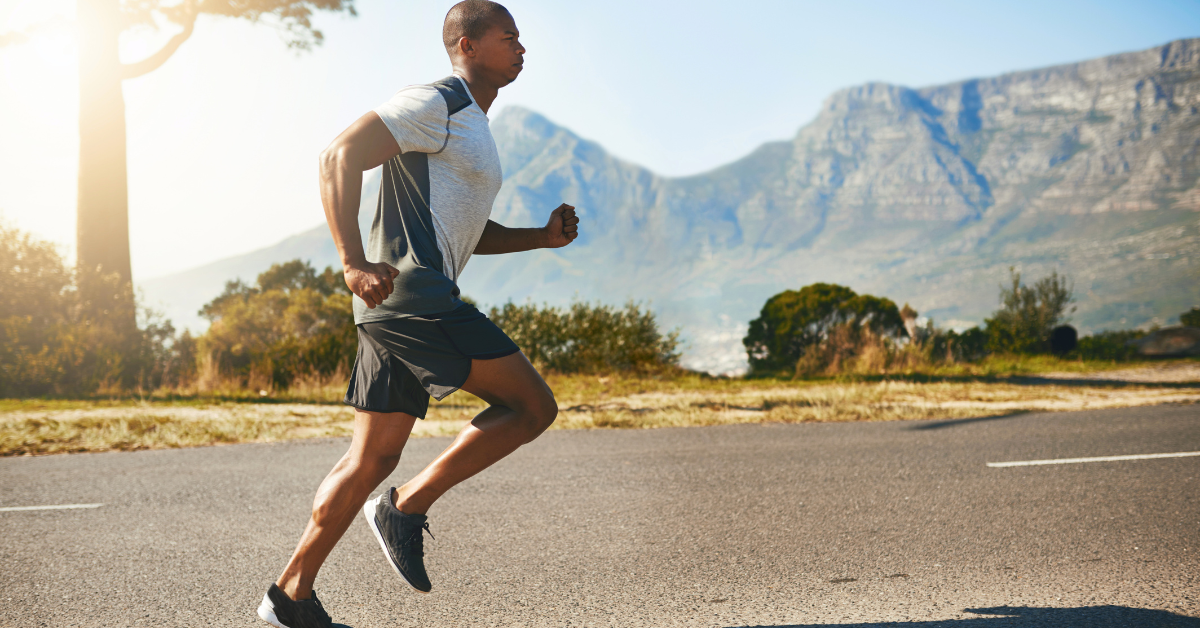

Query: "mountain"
left=141, top=39, right=1200, bottom=374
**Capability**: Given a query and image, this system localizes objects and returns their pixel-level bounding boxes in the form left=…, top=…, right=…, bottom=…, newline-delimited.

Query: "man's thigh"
left=459, top=352, right=554, bottom=411
left=348, top=410, right=419, bottom=458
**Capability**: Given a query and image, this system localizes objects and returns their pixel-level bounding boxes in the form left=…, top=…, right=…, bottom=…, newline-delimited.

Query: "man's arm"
left=475, top=204, right=579, bottom=254
left=319, top=112, right=403, bottom=308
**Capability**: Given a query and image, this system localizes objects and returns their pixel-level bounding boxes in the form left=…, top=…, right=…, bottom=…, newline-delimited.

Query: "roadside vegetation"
left=1, top=223, right=1196, bottom=455
left=4, top=370, right=1196, bottom=455
left=742, top=269, right=1167, bottom=379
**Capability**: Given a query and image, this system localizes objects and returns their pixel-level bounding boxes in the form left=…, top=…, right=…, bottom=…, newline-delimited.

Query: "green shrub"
left=1182, top=307, right=1200, bottom=328
left=743, top=283, right=904, bottom=375
left=1072, top=330, right=1145, bottom=361
left=985, top=268, right=1075, bottom=354
left=198, top=260, right=355, bottom=389
left=197, top=270, right=677, bottom=386
left=952, top=327, right=989, bottom=361
left=488, top=300, right=679, bottom=374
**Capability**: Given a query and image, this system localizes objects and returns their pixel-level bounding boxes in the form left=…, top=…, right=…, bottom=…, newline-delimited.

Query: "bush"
left=488, top=300, right=679, bottom=374
left=1072, top=330, right=1146, bottom=361
left=951, top=326, right=989, bottom=361
left=744, top=283, right=904, bottom=375
left=792, top=315, right=993, bottom=377
left=908, top=322, right=988, bottom=363
left=0, top=222, right=188, bottom=396
left=985, top=268, right=1075, bottom=354
left=198, top=260, right=355, bottom=390
left=794, top=321, right=894, bottom=376
left=1182, top=307, right=1200, bottom=328
left=1049, top=325, right=1078, bottom=355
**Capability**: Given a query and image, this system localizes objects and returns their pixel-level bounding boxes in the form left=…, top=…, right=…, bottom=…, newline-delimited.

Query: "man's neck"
left=453, top=67, right=499, bottom=114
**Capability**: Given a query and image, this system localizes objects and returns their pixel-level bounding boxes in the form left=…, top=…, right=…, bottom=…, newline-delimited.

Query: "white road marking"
left=0, top=503, right=104, bottom=512
left=987, top=452, right=1200, bottom=468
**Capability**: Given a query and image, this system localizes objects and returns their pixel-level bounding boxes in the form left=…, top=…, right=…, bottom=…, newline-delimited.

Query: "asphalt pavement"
left=2, top=403, right=1198, bottom=627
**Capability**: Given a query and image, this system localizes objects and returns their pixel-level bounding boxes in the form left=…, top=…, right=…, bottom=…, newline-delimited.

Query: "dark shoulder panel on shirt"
left=431, top=76, right=472, bottom=116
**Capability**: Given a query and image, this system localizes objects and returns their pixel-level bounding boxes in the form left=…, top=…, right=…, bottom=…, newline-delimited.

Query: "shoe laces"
left=303, top=591, right=332, bottom=625
left=402, top=521, right=434, bottom=557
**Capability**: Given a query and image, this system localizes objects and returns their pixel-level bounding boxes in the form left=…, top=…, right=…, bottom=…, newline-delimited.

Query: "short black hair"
left=442, top=1, right=511, bottom=51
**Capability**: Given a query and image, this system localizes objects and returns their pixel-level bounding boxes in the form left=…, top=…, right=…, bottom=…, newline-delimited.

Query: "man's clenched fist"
left=344, top=261, right=400, bottom=308
left=543, top=203, right=580, bottom=248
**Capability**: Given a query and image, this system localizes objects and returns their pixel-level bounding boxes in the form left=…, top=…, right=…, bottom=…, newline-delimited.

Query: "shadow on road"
left=841, top=373, right=1200, bottom=390
left=1007, top=376, right=1200, bottom=389
left=908, top=412, right=1030, bottom=431
left=733, top=605, right=1200, bottom=627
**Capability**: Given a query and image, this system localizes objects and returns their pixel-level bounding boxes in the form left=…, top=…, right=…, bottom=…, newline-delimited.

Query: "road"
left=2, top=403, right=1198, bottom=627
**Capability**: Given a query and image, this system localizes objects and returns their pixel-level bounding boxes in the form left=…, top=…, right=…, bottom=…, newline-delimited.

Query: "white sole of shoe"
left=256, top=593, right=285, bottom=628
left=363, top=493, right=430, bottom=594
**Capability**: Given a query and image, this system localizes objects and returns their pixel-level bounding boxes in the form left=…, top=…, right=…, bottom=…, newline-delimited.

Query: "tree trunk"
left=76, top=0, right=133, bottom=312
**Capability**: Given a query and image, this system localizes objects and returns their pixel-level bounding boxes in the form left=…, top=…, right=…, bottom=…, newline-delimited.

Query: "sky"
left=1, top=0, right=1199, bottom=280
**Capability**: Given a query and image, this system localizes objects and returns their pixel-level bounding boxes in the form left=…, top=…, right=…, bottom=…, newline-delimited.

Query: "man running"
left=257, top=2, right=579, bottom=626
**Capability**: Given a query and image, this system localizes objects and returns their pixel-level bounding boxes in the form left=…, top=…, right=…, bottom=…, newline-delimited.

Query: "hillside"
left=141, top=39, right=1200, bottom=374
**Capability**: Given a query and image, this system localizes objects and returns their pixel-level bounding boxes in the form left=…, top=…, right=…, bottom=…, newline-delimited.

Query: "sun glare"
left=25, top=27, right=74, bottom=68
left=1, top=0, right=73, bottom=35
left=0, top=1, right=79, bottom=257
left=1, top=0, right=76, bottom=100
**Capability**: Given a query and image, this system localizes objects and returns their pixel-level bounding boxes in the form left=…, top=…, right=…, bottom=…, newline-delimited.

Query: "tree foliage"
left=743, top=283, right=905, bottom=374
left=0, top=222, right=188, bottom=396
left=198, top=260, right=354, bottom=389
left=120, top=0, right=357, bottom=59
left=488, top=301, right=680, bottom=374
left=984, top=268, right=1075, bottom=354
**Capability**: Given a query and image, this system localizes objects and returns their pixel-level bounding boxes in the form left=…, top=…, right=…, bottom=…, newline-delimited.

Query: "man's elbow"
left=318, top=142, right=351, bottom=178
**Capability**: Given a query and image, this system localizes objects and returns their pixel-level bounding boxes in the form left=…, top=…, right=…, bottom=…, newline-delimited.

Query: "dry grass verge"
left=3, top=369, right=1197, bottom=455
left=552, top=380, right=1199, bottom=430
left=0, top=402, right=482, bottom=456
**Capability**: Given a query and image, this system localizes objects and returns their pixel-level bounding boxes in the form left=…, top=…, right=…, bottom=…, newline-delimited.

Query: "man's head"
left=443, top=1, right=524, bottom=86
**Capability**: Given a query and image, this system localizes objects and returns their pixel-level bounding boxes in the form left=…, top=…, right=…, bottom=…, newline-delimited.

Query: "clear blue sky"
left=1, top=0, right=1198, bottom=279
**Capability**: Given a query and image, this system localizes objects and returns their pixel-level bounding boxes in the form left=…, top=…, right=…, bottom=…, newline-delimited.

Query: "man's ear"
left=457, top=36, right=476, bottom=58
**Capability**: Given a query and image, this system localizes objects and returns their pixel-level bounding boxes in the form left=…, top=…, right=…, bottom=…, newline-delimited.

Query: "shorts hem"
left=353, top=311, right=417, bottom=326
left=430, top=388, right=458, bottom=403
left=428, top=347, right=521, bottom=402
left=466, top=347, right=521, bottom=361
left=341, top=399, right=427, bottom=420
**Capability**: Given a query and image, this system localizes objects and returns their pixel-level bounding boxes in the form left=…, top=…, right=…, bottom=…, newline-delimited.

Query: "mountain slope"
left=141, top=39, right=1200, bottom=374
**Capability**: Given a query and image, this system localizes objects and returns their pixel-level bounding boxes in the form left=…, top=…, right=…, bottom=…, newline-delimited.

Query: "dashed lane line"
left=0, top=503, right=104, bottom=512
left=987, top=452, right=1200, bottom=468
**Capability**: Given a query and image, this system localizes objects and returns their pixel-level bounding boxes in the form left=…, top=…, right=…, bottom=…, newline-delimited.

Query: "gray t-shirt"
left=355, top=75, right=503, bottom=324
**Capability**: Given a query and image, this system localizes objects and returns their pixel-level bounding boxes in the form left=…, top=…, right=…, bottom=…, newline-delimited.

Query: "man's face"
left=471, top=12, right=525, bottom=85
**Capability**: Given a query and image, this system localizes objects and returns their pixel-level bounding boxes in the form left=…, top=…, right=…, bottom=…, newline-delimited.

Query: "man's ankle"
left=277, top=579, right=312, bottom=601
left=392, top=489, right=430, bottom=516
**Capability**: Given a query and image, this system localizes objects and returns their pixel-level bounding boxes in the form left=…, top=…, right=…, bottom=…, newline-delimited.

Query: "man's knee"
left=359, top=451, right=402, bottom=479
left=343, top=450, right=401, bottom=486
left=522, top=392, right=558, bottom=438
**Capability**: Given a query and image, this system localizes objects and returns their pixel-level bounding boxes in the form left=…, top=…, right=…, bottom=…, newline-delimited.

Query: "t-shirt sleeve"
left=373, top=85, right=449, bottom=154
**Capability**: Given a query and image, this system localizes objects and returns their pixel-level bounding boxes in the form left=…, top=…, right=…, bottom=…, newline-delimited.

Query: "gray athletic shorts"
left=343, top=302, right=520, bottom=418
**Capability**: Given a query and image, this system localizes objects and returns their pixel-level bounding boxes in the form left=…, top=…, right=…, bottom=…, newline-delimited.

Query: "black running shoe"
left=363, top=487, right=434, bottom=593
left=256, top=583, right=332, bottom=628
